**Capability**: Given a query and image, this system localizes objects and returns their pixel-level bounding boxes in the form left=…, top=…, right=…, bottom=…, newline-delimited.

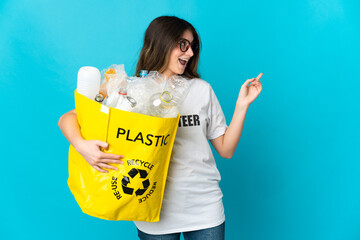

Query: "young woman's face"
left=163, top=30, right=194, bottom=78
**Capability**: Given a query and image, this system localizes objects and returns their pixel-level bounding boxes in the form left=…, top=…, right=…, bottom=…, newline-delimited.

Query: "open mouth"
left=178, top=58, right=188, bottom=66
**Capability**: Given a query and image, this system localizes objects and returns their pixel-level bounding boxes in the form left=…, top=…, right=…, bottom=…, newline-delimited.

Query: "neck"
left=162, top=70, right=177, bottom=79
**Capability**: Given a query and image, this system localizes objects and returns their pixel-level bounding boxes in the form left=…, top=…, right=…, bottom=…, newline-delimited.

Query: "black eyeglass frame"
left=178, top=39, right=199, bottom=53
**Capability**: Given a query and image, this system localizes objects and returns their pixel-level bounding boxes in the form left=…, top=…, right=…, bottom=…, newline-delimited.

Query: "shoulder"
left=182, top=78, right=217, bottom=105
left=186, top=77, right=212, bottom=90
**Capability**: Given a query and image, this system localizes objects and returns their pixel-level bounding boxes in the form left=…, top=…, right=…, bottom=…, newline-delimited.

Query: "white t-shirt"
left=134, top=78, right=228, bottom=234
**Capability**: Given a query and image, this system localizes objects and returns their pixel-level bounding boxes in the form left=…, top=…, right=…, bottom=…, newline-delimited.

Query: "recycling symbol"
left=121, top=168, right=150, bottom=196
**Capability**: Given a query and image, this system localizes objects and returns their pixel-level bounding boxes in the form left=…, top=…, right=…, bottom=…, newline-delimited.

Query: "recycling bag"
left=68, top=90, right=179, bottom=222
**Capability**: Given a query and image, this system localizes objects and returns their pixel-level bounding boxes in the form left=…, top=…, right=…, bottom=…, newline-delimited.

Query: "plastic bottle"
left=164, top=75, right=189, bottom=106
left=115, top=89, right=137, bottom=112
left=148, top=91, right=173, bottom=117
left=105, top=87, right=126, bottom=108
left=77, top=66, right=101, bottom=101
left=103, top=67, right=128, bottom=108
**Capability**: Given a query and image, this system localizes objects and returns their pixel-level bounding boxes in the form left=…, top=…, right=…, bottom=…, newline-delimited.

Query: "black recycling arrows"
left=121, top=168, right=150, bottom=196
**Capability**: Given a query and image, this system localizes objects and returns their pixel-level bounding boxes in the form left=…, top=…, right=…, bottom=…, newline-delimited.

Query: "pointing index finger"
left=255, top=73, right=263, bottom=82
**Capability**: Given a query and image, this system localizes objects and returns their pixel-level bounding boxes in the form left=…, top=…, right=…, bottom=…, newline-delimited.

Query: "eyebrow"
left=180, top=38, right=194, bottom=44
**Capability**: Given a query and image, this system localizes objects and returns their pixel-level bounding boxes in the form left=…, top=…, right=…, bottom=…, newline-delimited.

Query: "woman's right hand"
left=75, top=139, right=124, bottom=173
left=59, top=109, right=124, bottom=173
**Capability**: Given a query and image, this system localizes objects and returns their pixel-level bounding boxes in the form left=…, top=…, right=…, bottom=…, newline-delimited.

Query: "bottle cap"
left=140, top=70, right=148, bottom=78
left=118, top=88, right=127, bottom=95
left=95, top=94, right=104, bottom=103
left=126, top=96, right=137, bottom=108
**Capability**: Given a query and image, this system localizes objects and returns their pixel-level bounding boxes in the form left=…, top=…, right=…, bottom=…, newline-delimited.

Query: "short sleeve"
left=206, top=85, right=228, bottom=140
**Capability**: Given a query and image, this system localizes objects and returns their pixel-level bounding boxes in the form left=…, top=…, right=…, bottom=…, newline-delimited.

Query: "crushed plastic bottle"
left=147, top=74, right=189, bottom=117
left=105, top=87, right=126, bottom=108
left=102, top=65, right=128, bottom=105
left=127, top=71, right=162, bottom=115
left=164, top=75, right=190, bottom=106
left=114, top=89, right=137, bottom=112
left=148, top=91, right=174, bottom=117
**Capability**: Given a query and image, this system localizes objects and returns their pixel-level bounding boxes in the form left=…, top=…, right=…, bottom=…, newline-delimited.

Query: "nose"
left=186, top=45, right=194, bottom=57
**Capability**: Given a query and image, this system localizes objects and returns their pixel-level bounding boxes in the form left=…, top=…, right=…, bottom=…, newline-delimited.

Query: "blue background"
left=1, top=0, right=359, bottom=239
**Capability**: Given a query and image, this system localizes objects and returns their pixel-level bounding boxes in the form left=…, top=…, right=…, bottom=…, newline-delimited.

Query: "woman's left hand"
left=237, top=73, right=263, bottom=106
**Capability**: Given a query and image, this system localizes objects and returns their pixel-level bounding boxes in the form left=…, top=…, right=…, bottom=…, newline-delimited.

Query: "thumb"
left=96, top=140, right=109, bottom=150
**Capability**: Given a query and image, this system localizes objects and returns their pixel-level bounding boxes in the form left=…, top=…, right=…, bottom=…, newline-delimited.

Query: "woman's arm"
left=58, top=109, right=124, bottom=173
left=210, top=73, right=263, bottom=159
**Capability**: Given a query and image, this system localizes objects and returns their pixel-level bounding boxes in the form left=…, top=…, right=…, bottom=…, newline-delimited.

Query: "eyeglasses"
left=178, top=39, right=198, bottom=52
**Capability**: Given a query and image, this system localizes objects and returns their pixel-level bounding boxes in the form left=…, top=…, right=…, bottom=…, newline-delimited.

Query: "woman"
left=58, top=16, right=262, bottom=240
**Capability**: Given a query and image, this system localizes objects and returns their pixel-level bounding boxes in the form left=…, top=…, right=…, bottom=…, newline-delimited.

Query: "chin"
left=177, top=69, right=186, bottom=75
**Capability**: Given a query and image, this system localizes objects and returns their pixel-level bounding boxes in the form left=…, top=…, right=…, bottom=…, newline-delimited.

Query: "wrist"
left=73, top=138, right=86, bottom=152
left=236, top=100, right=250, bottom=111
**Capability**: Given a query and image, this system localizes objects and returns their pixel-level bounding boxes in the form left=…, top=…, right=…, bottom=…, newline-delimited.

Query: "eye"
left=178, top=39, right=193, bottom=52
left=180, top=41, right=187, bottom=49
